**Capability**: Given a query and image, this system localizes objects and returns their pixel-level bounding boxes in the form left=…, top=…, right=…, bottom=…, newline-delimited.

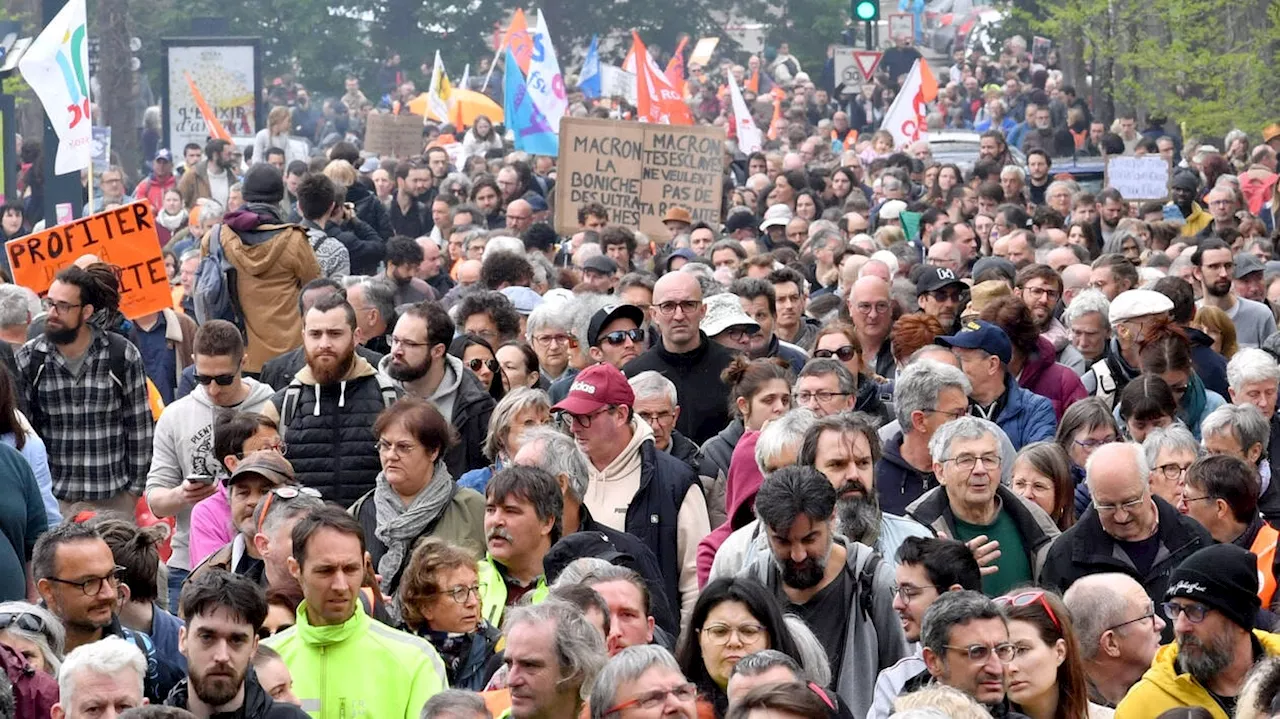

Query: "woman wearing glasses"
left=457, top=388, right=552, bottom=495
left=1011, top=443, right=1077, bottom=532
left=352, top=398, right=485, bottom=602
left=676, top=578, right=806, bottom=718
left=699, top=357, right=794, bottom=482
left=998, top=589, right=1112, bottom=719
left=811, top=322, right=892, bottom=423
left=1054, top=399, right=1121, bottom=519
left=398, top=538, right=502, bottom=690
left=449, top=334, right=505, bottom=401
left=0, top=602, right=63, bottom=675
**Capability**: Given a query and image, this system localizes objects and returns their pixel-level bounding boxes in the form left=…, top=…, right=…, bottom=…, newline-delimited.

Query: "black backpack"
left=22, top=331, right=131, bottom=429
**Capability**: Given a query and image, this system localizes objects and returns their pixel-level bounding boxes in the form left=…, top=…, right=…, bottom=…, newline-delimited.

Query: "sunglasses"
left=258, top=623, right=294, bottom=640
left=0, top=612, right=45, bottom=634
left=468, top=358, right=500, bottom=373
left=814, top=345, right=857, bottom=362
left=194, top=372, right=237, bottom=386
left=995, top=590, right=1061, bottom=631
left=601, top=328, right=645, bottom=346
left=256, top=485, right=323, bottom=534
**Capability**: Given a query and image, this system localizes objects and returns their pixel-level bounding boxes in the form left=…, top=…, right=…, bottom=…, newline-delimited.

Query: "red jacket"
left=135, top=173, right=177, bottom=213
left=1019, top=336, right=1087, bottom=421
left=696, top=430, right=762, bottom=587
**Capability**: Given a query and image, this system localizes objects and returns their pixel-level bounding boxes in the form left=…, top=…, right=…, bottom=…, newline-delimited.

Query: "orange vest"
left=1252, top=522, right=1280, bottom=607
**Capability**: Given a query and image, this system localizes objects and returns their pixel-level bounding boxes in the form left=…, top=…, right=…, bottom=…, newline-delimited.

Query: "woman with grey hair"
left=457, top=388, right=552, bottom=495
left=0, top=602, right=63, bottom=675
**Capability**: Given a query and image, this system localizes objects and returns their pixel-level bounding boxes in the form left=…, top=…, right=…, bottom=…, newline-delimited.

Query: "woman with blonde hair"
left=253, top=106, right=292, bottom=166
left=1191, top=305, right=1238, bottom=359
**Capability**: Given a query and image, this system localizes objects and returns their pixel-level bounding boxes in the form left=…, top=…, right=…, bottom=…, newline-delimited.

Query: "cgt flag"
left=880, top=58, right=938, bottom=148
left=727, top=71, right=761, bottom=154
left=20, top=0, right=92, bottom=175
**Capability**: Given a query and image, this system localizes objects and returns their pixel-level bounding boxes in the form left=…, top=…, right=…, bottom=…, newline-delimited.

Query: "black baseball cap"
left=587, top=304, right=646, bottom=347
left=916, top=267, right=966, bottom=295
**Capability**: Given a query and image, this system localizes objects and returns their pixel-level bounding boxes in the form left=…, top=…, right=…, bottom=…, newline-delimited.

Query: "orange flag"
left=630, top=32, right=693, bottom=125
left=745, top=68, right=759, bottom=94
left=183, top=72, right=231, bottom=142
left=498, top=9, right=534, bottom=74
left=665, top=37, right=688, bottom=96
left=766, top=87, right=784, bottom=140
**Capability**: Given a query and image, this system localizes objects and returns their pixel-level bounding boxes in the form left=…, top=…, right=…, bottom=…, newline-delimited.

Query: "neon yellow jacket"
left=265, top=599, right=446, bottom=719
left=1114, top=629, right=1280, bottom=719
left=477, top=555, right=550, bottom=626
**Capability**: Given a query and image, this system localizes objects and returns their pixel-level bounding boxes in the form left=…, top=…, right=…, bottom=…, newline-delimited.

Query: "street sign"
left=852, top=51, right=882, bottom=81
left=888, top=13, right=915, bottom=41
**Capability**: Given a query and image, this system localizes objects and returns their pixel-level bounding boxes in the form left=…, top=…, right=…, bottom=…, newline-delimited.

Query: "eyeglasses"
left=601, top=328, right=645, bottom=346
left=941, top=453, right=1002, bottom=471
left=256, top=486, right=323, bottom=534
left=924, top=407, right=969, bottom=421
left=1093, top=495, right=1146, bottom=514
left=854, top=301, right=891, bottom=316
left=1021, top=286, right=1060, bottom=302
left=814, top=345, right=858, bottom=361
left=926, top=289, right=964, bottom=303
left=1168, top=382, right=1189, bottom=396
left=892, top=584, right=942, bottom=602
left=1105, top=601, right=1156, bottom=632
left=1178, top=493, right=1215, bottom=506
left=995, top=590, right=1061, bottom=631
left=194, top=370, right=239, bottom=386
left=725, top=327, right=759, bottom=341
left=604, top=683, right=698, bottom=714
left=47, top=566, right=125, bottom=596
left=655, top=300, right=701, bottom=316
left=42, top=299, right=82, bottom=314
left=637, top=410, right=675, bottom=426
left=0, top=612, right=46, bottom=635
left=794, top=390, right=850, bottom=403
left=1161, top=601, right=1209, bottom=624
left=532, top=333, right=573, bottom=348
left=468, top=358, right=501, bottom=374
left=944, top=643, right=1017, bottom=663
left=237, top=442, right=287, bottom=458
left=376, top=439, right=422, bottom=456
left=555, top=406, right=615, bottom=429
left=430, top=584, right=481, bottom=605
left=391, top=336, right=430, bottom=350
left=1073, top=436, right=1116, bottom=451
left=699, top=623, right=765, bottom=644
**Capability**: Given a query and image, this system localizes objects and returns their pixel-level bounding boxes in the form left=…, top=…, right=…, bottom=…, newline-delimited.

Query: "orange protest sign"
left=5, top=201, right=172, bottom=320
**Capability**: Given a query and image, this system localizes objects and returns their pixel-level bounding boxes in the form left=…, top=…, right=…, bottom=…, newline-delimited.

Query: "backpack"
left=277, top=372, right=399, bottom=434
left=855, top=550, right=883, bottom=621
left=191, top=224, right=246, bottom=333
left=22, top=330, right=130, bottom=430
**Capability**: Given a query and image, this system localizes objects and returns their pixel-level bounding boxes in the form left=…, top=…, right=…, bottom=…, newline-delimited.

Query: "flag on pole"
left=183, top=72, right=232, bottom=142
left=727, top=71, right=761, bottom=154
left=629, top=31, right=692, bottom=125
left=880, top=58, right=938, bottom=148
left=426, top=50, right=451, bottom=122
left=665, top=37, right=688, bottom=97
left=459, top=63, right=470, bottom=90
left=528, top=10, right=567, bottom=135
left=766, top=87, right=783, bottom=140
left=483, top=9, right=533, bottom=91
left=502, top=48, right=558, bottom=155
left=579, top=35, right=601, bottom=99
left=19, top=0, right=91, bottom=175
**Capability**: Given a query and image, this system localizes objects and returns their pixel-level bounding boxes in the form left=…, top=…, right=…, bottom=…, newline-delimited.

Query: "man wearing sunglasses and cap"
left=1116, top=543, right=1280, bottom=719
left=147, top=320, right=279, bottom=612
left=917, top=267, right=967, bottom=334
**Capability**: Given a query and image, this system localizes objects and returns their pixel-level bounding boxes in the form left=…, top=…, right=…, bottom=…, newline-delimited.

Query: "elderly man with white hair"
left=1063, top=290, right=1112, bottom=392
left=1141, top=424, right=1200, bottom=506
left=1062, top=573, right=1167, bottom=708
left=1201, top=403, right=1278, bottom=515
left=53, top=636, right=147, bottom=719
left=1041, top=441, right=1213, bottom=639
left=588, top=645, right=698, bottom=719
left=1227, top=348, right=1280, bottom=516
left=629, top=370, right=700, bottom=471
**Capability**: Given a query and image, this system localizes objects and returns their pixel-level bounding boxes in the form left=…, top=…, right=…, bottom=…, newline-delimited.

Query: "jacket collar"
left=294, top=598, right=369, bottom=647
left=655, top=333, right=712, bottom=365
left=908, top=485, right=1056, bottom=552
left=1069, top=495, right=1198, bottom=567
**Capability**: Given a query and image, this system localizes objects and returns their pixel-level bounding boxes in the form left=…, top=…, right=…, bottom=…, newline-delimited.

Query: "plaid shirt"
left=16, top=329, right=154, bottom=501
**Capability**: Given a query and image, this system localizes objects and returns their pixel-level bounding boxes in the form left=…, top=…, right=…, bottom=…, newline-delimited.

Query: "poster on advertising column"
left=161, top=38, right=262, bottom=153
left=555, top=117, right=724, bottom=243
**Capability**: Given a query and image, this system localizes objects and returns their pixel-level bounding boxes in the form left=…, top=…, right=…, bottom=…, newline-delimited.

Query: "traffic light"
left=853, top=0, right=879, bottom=22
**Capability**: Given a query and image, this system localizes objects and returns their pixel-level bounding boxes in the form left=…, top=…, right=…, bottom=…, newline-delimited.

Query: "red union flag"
left=880, top=58, right=938, bottom=149
left=630, top=32, right=693, bottom=125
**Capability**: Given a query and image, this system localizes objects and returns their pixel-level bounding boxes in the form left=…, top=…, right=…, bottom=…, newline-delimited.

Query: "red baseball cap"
left=552, top=363, right=635, bottom=415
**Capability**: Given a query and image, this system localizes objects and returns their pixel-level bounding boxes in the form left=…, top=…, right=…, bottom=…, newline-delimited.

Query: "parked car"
left=1047, top=156, right=1107, bottom=194
left=929, top=130, right=1027, bottom=173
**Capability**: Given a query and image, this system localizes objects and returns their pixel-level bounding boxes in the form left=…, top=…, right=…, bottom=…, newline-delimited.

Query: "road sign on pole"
left=852, top=50, right=882, bottom=81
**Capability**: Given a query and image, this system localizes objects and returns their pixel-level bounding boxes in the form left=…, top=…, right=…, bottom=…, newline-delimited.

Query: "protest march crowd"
left=2, top=10, right=1280, bottom=719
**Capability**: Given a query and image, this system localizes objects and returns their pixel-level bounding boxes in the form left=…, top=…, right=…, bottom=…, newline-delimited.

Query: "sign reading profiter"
left=556, top=117, right=725, bottom=242
left=5, top=200, right=171, bottom=319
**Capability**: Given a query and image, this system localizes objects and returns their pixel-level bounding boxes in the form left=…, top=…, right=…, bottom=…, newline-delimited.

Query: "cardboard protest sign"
left=1105, top=155, right=1171, bottom=201
left=6, top=200, right=171, bottom=319
left=556, top=117, right=724, bottom=242
left=365, top=113, right=426, bottom=158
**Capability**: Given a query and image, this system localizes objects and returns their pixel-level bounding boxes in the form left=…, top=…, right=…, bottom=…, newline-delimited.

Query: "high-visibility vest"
left=1251, top=522, right=1280, bottom=607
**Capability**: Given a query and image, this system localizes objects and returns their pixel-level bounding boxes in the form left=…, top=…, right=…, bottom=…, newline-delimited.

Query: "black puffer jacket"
left=348, top=182, right=393, bottom=240
left=325, top=213, right=385, bottom=276
left=271, top=355, right=401, bottom=505
left=166, top=670, right=309, bottom=719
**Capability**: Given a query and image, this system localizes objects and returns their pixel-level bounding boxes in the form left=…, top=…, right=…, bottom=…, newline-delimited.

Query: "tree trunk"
left=96, top=0, right=138, bottom=182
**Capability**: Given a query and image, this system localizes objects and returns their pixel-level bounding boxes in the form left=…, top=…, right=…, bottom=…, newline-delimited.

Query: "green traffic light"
left=854, top=0, right=878, bottom=21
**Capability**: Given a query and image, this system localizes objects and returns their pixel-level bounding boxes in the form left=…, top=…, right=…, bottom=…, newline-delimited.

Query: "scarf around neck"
left=374, top=460, right=456, bottom=582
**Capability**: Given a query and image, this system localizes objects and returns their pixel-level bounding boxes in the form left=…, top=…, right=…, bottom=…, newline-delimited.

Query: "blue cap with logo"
left=935, top=320, right=1013, bottom=365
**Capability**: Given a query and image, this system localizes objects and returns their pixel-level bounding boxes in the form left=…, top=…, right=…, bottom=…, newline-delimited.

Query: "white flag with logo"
left=527, top=10, right=567, bottom=136
left=727, top=71, right=761, bottom=154
left=880, top=58, right=937, bottom=149
left=19, top=0, right=92, bottom=175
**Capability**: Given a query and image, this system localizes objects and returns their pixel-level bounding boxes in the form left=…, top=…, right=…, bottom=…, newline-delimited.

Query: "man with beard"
left=34, top=521, right=183, bottom=703
left=258, top=279, right=384, bottom=392
left=743, top=466, right=907, bottom=719
left=1195, top=239, right=1277, bottom=348
left=917, top=267, right=966, bottom=334
left=1025, top=150, right=1052, bottom=206
left=270, top=293, right=401, bottom=505
left=799, top=413, right=931, bottom=565
left=382, top=300, right=492, bottom=475
left=383, top=236, right=437, bottom=305
left=390, top=161, right=433, bottom=238
left=179, top=138, right=239, bottom=209
left=906, top=417, right=1059, bottom=597
left=1115, top=544, right=1280, bottom=719
left=17, top=264, right=153, bottom=515
left=1015, top=264, right=1088, bottom=374
left=168, top=570, right=308, bottom=719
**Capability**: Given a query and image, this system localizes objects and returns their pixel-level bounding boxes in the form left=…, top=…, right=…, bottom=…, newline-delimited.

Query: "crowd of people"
left=0, top=26, right=1280, bottom=719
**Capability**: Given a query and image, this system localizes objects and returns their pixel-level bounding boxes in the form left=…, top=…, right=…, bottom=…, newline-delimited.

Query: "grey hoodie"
left=144, top=378, right=277, bottom=570
left=377, top=352, right=464, bottom=423
left=740, top=538, right=908, bottom=719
